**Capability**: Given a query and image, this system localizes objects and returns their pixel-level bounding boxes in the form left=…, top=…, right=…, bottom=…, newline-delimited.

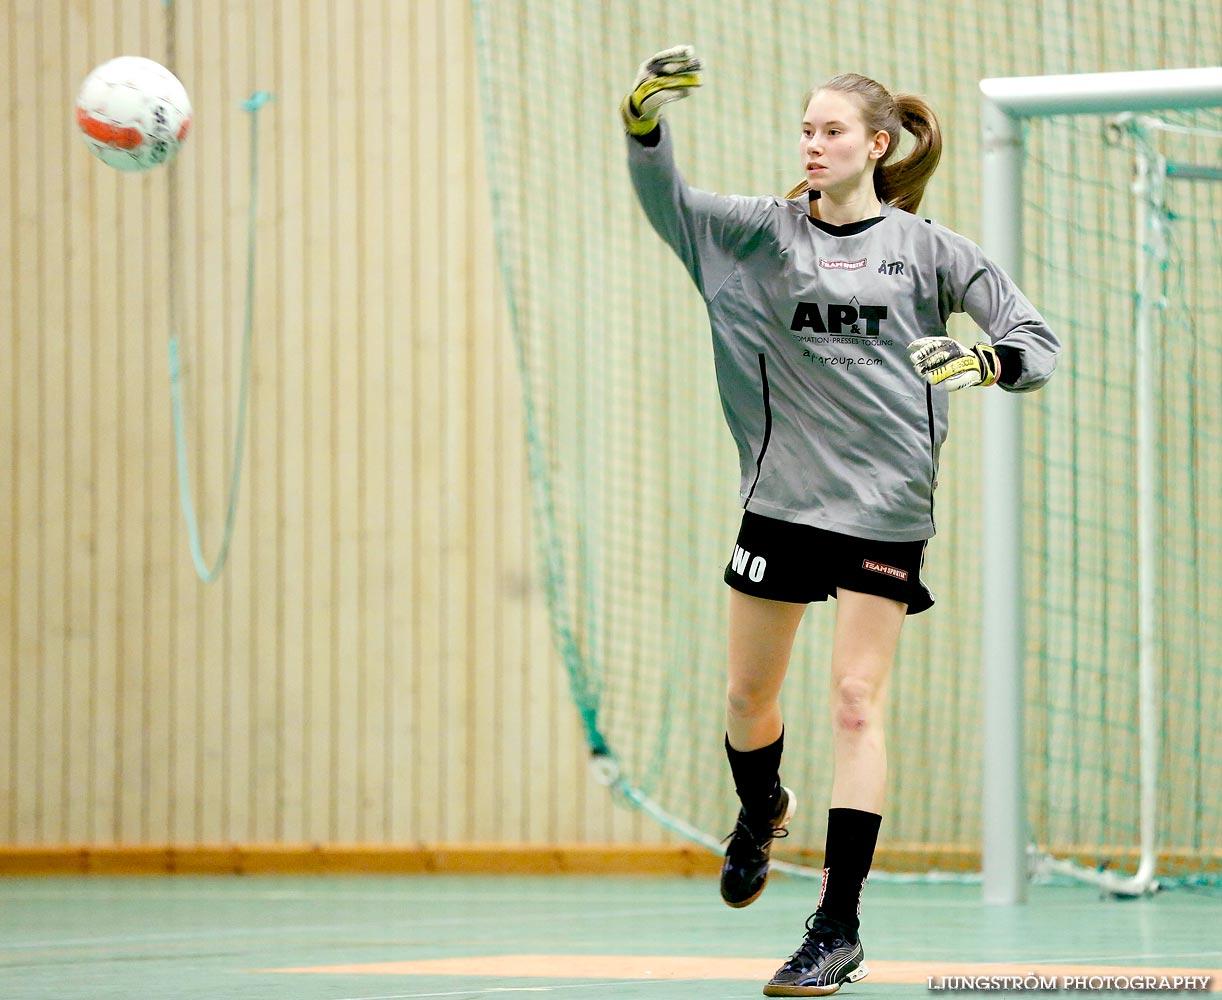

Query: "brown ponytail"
left=784, top=75, right=943, bottom=214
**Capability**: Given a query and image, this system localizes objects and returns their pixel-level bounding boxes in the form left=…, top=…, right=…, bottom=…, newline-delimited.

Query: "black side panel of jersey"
left=746, top=353, right=773, bottom=504
left=924, top=384, right=937, bottom=533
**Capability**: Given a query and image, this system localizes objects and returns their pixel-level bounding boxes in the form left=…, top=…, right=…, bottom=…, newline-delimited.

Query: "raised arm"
left=623, top=46, right=776, bottom=299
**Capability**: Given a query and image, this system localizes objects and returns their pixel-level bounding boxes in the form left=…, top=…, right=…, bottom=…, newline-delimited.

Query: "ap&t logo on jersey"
left=789, top=298, right=889, bottom=338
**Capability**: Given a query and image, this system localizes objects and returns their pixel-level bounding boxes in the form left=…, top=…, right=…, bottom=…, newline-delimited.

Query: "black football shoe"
left=762, top=912, right=868, bottom=997
left=719, top=785, right=796, bottom=908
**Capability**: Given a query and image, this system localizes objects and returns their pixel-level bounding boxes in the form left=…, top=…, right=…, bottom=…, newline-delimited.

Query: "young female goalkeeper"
left=622, top=46, right=1059, bottom=997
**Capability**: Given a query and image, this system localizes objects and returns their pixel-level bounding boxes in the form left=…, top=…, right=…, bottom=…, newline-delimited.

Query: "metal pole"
left=1131, top=142, right=1163, bottom=895
left=980, top=67, right=1222, bottom=117
left=980, top=97, right=1028, bottom=906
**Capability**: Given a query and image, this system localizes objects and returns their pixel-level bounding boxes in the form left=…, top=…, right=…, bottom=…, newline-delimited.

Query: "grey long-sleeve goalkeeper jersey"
left=627, top=123, right=1060, bottom=542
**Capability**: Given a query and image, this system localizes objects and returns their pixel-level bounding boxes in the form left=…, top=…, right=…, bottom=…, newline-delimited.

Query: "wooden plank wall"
left=3, top=0, right=1220, bottom=862
left=1, top=0, right=648, bottom=848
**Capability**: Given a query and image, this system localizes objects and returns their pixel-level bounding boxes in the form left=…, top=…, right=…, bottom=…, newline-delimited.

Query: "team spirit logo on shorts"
left=863, top=559, right=908, bottom=581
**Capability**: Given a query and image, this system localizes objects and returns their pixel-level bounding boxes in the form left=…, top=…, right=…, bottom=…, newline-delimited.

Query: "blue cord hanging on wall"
left=168, top=90, right=273, bottom=583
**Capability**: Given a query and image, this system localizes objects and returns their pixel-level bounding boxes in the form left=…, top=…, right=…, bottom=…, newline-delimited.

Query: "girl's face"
left=800, top=90, right=890, bottom=198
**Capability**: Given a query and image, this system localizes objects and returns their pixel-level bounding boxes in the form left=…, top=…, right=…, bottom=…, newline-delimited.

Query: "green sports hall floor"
left=1, top=874, right=1219, bottom=999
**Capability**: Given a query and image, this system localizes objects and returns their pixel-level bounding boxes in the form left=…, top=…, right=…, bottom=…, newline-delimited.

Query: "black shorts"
left=723, top=510, right=935, bottom=615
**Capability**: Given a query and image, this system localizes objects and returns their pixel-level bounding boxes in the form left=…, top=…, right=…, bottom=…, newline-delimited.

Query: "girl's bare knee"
left=832, top=676, right=877, bottom=733
left=726, top=683, right=776, bottom=722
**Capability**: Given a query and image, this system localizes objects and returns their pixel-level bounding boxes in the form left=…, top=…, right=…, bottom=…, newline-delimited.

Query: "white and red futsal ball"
left=76, top=56, right=192, bottom=172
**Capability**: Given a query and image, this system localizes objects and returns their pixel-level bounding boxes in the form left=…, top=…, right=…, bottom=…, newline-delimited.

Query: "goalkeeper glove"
left=907, top=336, right=1002, bottom=391
left=620, top=45, right=702, bottom=136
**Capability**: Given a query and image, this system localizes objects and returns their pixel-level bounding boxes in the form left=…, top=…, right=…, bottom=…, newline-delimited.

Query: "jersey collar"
left=806, top=190, right=888, bottom=236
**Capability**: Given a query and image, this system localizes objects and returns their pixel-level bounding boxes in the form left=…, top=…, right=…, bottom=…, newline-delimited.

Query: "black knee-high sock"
left=724, top=730, right=783, bottom=822
left=816, top=807, right=882, bottom=939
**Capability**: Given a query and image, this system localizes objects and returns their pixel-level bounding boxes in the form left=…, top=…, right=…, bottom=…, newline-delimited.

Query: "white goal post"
left=978, top=67, right=1222, bottom=906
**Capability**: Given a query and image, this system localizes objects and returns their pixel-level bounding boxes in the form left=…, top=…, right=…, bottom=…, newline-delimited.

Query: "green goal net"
left=1024, top=108, right=1222, bottom=889
left=472, top=0, right=1221, bottom=889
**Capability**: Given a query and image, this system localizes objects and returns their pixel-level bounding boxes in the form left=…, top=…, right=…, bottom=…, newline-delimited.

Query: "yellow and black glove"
left=620, top=45, right=702, bottom=136
left=907, top=336, right=1002, bottom=391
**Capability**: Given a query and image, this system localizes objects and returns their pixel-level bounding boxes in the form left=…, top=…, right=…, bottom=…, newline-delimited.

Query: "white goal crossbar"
left=978, top=66, right=1222, bottom=905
